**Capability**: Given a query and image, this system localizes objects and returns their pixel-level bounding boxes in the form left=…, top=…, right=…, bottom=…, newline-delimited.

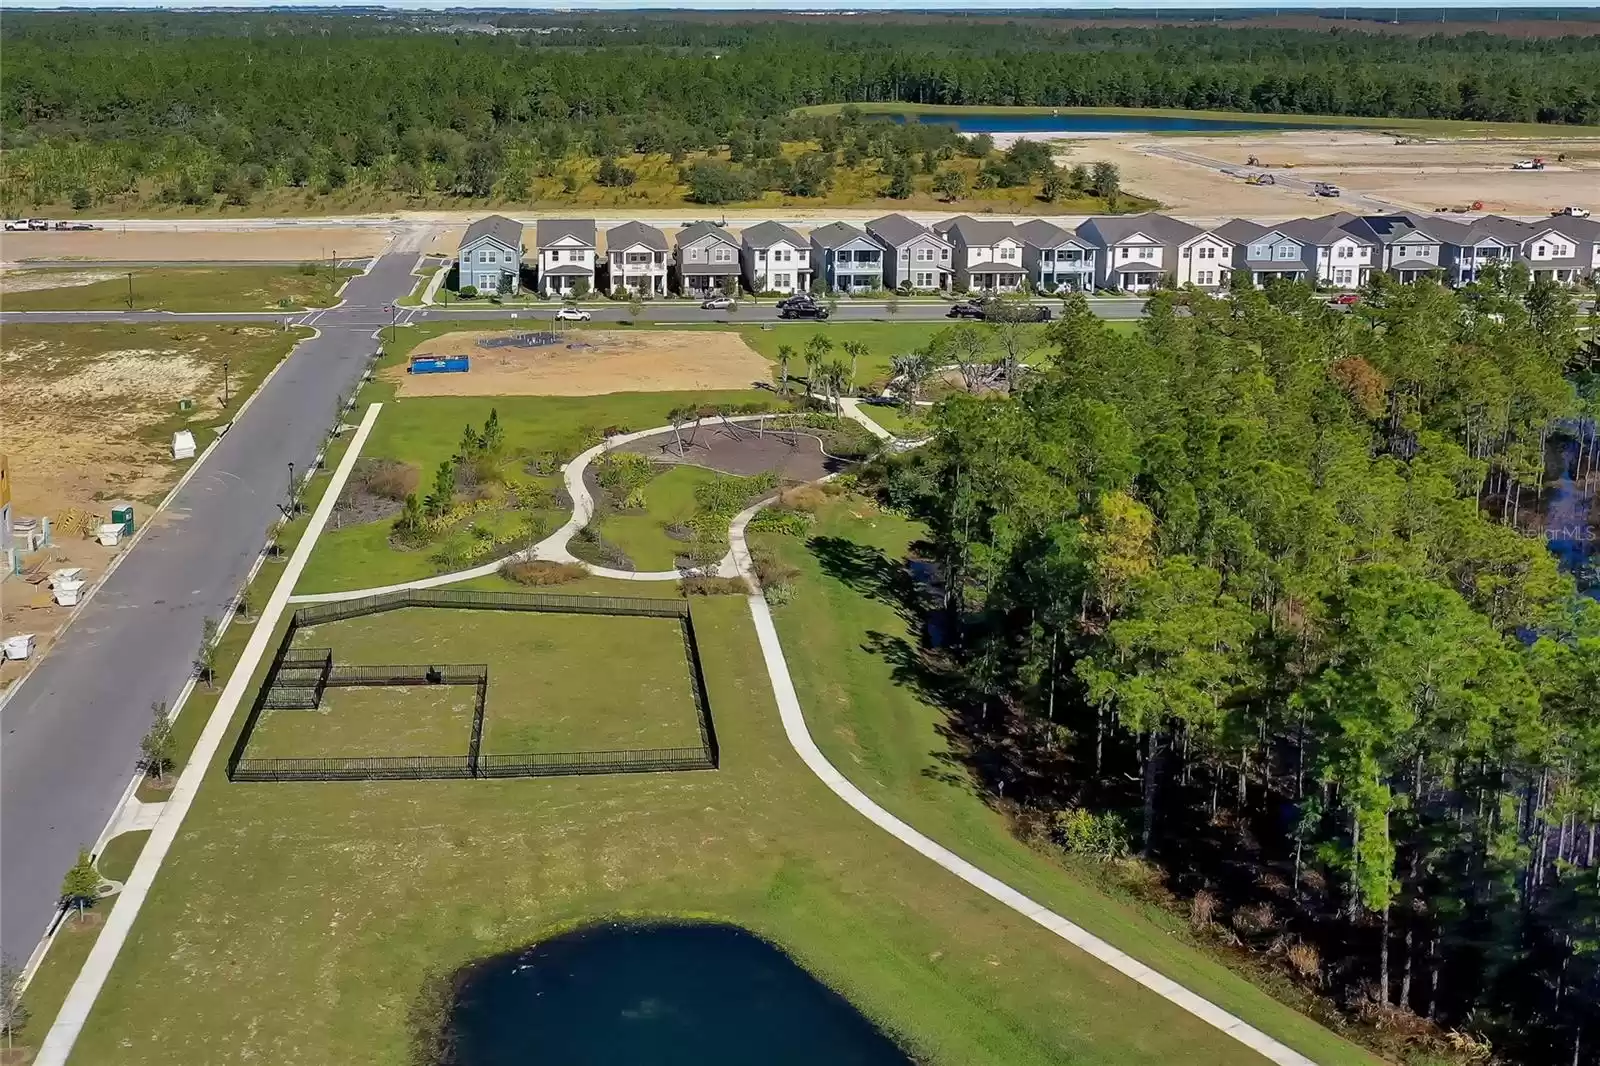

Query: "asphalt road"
left=1, top=297, right=1151, bottom=328
left=0, top=252, right=422, bottom=961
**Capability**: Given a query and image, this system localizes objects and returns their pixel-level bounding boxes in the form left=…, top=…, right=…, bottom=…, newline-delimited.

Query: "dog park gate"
left=227, top=590, right=719, bottom=783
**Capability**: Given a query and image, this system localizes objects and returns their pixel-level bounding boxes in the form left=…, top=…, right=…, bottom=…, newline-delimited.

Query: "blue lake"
left=434, top=920, right=919, bottom=1066
left=885, top=111, right=1337, bottom=135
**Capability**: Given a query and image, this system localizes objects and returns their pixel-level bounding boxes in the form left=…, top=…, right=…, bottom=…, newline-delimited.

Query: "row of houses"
left=458, top=210, right=1600, bottom=299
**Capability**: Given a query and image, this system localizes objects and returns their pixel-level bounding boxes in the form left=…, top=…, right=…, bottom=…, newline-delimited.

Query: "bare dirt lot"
left=618, top=422, right=850, bottom=482
left=0, top=226, right=393, bottom=264
left=389, top=330, right=772, bottom=397
left=1066, top=131, right=1600, bottom=217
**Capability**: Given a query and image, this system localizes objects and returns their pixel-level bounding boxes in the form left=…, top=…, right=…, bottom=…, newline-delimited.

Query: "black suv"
left=775, top=293, right=817, bottom=312
left=779, top=303, right=830, bottom=320
left=946, top=300, right=986, bottom=319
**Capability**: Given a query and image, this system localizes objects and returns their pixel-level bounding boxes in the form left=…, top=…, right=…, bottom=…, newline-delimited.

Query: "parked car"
left=27, top=219, right=51, bottom=230
left=1511, top=159, right=1546, bottom=171
left=779, top=304, right=829, bottom=320
left=1329, top=293, right=1361, bottom=306
left=775, top=293, right=816, bottom=311
left=66, top=222, right=98, bottom=231
left=1553, top=206, right=1592, bottom=218
left=554, top=307, right=591, bottom=322
left=700, top=296, right=736, bottom=310
left=946, top=301, right=986, bottom=319
left=3, top=220, right=28, bottom=231
left=1311, top=182, right=1341, bottom=198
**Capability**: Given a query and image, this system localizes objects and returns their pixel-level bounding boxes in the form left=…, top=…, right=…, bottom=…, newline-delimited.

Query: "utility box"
left=172, top=430, right=197, bottom=460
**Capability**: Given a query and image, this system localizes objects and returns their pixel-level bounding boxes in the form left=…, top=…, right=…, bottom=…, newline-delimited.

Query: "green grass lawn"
left=68, top=590, right=1292, bottom=1066
left=857, top=402, right=929, bottom=439
left=248, top=686, right=476, bottom=760
left=753, top=499, right=1386, bottom=1066
left=599, top=464, right=722, bottom=570
left=1, top=266, right=360, bottom=312
left=96, top=831, right=150, bottom=884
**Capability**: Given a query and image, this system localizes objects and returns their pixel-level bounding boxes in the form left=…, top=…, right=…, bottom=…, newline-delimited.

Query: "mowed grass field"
left=1, top=265, right=360, bottom=312
left=598, top=464, right=723, bottom=571
left=71, top=587, right=1307, bottom=1066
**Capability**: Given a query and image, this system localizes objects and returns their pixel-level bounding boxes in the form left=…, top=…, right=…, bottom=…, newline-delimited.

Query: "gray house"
left=604, top=220, right=670, bottom=296
left=1015, top=219, right=1096, bottom=293
left=674, top=221, right=742, bottom=296
left=458, top=214, right=524, bottom=295
left=865, top=214, right=952, bottom=292
left=810, top=222, right=886, bottom=293
left=1342, top=214, right=1450, bottom=283
left=740, top=221, right=812, bottom=295
left=534, top=218, right=597, bottom=297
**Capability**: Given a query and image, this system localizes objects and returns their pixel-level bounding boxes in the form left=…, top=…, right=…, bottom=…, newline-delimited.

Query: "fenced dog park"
left=228, top=589, right=718, bottom=782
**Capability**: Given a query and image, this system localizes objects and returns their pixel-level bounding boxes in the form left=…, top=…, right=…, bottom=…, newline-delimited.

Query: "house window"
left=714, top=248, right=732, bottom=262
left=756, top=250, right=767, bottom=262
left=915, top=271, right=934, bottom=288
left=1337, top=245, right=1352, bottom=259
left=1537, top=244, right=1547, bottom=257
left=774, top=273, right=791, bottom=288
left=940, top=248, right=949, bottom=260
left=478, top=251, right=489, bottom=263
left=1276, top=245, right=1298, bottom=260
left=999, top=246, right=1016, bottom=261
left=916, top=247, right=933, bottom=262
left=797, top=250, right=808, bottom=263
left=1197, top=270, right=1213, bottom=285
left=1119, top=247, right=1130, bottom=260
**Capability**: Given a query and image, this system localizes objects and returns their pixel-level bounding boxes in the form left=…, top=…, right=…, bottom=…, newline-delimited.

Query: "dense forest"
left=1, top=13, right=1598, bottom=211
left=863, top=269, right=1600, bottom=1064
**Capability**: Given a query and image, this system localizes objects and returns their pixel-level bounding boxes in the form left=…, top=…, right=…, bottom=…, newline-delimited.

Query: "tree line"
left=1, top=13, right=1597, bottom=210
left=863, top=268, right=1599, bottom=1064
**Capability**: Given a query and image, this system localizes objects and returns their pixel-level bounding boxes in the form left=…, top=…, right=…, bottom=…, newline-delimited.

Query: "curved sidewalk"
left=726, top=504, right=1320, bottom=1066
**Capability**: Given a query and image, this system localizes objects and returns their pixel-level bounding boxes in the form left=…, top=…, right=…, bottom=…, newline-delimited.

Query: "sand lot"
left=390, top=330, right=772, bottom=397
left=0, top=226, right=394, bottom=264
left=1063, top=131, right=1600, bottom=217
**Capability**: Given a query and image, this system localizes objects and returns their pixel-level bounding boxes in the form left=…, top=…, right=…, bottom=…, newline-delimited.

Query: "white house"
left=865, top=213, right=953, bottom=292
left=603, top=220, right=669, bottom=296
left=535, top=219, right=597, bottom=297
left=1515, top=220, right=1595, bottom=286
left=457, top=214, right=523, bottom=295
left=674, top=221, right=742, bottom=296
left=810, top=222, right=886, bottom=293
left=1343, top=214, right=1449, bottom=284
left=1015, top=220, right=1097, bottom=293
left=1077, top=213, right=1200, bottom=293
left=1288, top=215, right=1377, bottom=289
left=740, top=221, right=812, bottom=295
left=1174, top=228, right=1235, bottom=290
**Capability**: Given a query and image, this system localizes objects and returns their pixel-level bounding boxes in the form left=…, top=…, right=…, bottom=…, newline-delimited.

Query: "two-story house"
left=1015, top=220, right=1097, bottom=293
left=457, top=214, right=524, bottom=296
left=1212, top=219, right=1317, bottom=286
left=740, top=221, right=812, bottom=295
left=1343, top=214, right=1448, bottom=284
left=1284, top=215, right=1377, bottom=290
left=673, top=221, right=742, bottom=297
left=1078, top=213, right=1200, bottom=292
left=1174, top=227, right=1236, bottom=290
left=603, top=221, right=669, bottom=296
left=535, top=219, right=597, bottom=297
left=1515, top=217, right=1597, bottom=286
left=810, top=222, right=886, bottom=293
left=935, top=216, right=1027, bottom=293
left=1432, top=216, right=1521, bottom=286
left=865, top=214, right=953, bottom=292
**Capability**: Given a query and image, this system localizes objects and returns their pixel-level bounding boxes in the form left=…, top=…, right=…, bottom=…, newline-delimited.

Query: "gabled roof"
left=1543, top=215, right=1600, bottom=243
left=535, top=218, right=596, bottom=248
left=1079, top=212, right=1201, bottom=248
left=865, top=213, right=947, bottom=248
left=1278, top=215, right=1374, bottom=248
left=1014, top=219, right=1083, bottom=250
left=1211, top=218, right=1268, bottom=245
left=461, top=214, right=523, bottom=250
left=809, top=221, right=879, bottom=250
left=604, top=220, right=669, bottom=253
left=541, top=263, right=595, bottom=276
left=937, top=215, right=1021, bottom=247
left=1346, top=213, right=1443, bottom=245
left=740, top=220, right=807, bottom=249
left=676, top=220, right=737, bottom=249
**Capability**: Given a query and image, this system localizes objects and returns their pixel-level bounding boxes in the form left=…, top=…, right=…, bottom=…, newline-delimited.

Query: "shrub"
left=1189, top=889, right=1219, bottom=929
left=297, top=260, right=320, bottom=276
left=1284, top=940, right=1321, bottom=984
left=1051, top=806, right=1130, bottom=859
left=458, top=285, right=480, bottom=299
left=679, top=575, right=748, bottom=596
left=501, top=559, right=586, bottom=586
left=1231, top=902, right=1278, bottom=937
left=777, top=484, right=828, bottom=512
left=747, top=508, right=811, bottom=537
left=354, top=458, right=419, bottom=501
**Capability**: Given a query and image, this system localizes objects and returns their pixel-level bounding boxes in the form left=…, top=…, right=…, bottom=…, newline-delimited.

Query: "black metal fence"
left=228, top=589, right=718, bottom=784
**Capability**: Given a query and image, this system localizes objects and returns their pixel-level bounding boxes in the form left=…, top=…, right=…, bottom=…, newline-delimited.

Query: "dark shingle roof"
left=604, top=220, right=669, bottom=253
left=1080, top=212, right=1200, bottom=248
left=866, top=213, right=946, bottom=248
left=676, top=220, right=737, bottom=249
left=1014, top=219, right=1080, bottom=249
left=534, top=218, right=596, bottom=247
left=461, top=214, right=523, bottom=251
left=740, top=220, right=806, bottom=249
left=937, top=215, right=1021, bottom=247
left=809, top=221, right=878, bottom=250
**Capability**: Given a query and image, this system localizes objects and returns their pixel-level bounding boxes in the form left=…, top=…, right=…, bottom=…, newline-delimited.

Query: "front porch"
left=612, top=273, right=667, bottom=296
left=831, top=271, right=883, bottom=294
left=541, top=270, right=595, bottom=297
left=1251, top=269, right=1304, bottom=287
left=1117, top=270, right=1163, bottom=293
left=681, top=272, right=737, bottom=296
left=1532, top=267, right=1580, bottom=286
left=971, top=270, right=1026, bottom=293
left=1038, top=269, right=1094, bottom=293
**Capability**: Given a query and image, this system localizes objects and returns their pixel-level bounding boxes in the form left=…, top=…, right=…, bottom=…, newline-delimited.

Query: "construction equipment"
left=1245, top=173, right=1276, bottom=186
left=1312, top=182, right=1342, bottom=198
left=1246, top=155, right=1260, bottom=166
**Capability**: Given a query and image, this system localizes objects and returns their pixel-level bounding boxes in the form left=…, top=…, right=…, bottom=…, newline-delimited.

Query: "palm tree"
left=841, top=340, right=869, bottom=397
left=776, top=343, right=794, bottom=397
left=889, top=350, right=934, bottom=411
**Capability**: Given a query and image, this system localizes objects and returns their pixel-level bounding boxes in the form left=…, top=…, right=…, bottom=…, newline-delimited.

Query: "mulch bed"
left=616, top=422, right=852, bottom=482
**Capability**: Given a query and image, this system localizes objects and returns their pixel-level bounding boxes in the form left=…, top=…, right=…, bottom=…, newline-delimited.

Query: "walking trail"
left=40, top=400, right=1320, bottom=1066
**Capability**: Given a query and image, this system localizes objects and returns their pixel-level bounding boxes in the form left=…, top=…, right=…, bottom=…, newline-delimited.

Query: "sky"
left=14, top=0, right=1585, bottom=10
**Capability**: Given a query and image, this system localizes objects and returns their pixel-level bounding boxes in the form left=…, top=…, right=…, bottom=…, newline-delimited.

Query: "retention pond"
left=435, top=919, right=919, bottom=1065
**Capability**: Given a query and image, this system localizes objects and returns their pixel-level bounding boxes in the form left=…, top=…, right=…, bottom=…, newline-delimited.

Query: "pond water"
left=885, top=111, right=1335, bottom=135
left=435, top=920, right=919, bottom=1066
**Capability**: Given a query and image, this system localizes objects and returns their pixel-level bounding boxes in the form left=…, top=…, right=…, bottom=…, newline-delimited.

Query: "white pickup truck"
left=1553, top=206, right=1592, bottom=219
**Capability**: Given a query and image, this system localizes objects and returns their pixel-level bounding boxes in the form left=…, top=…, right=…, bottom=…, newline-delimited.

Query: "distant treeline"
left=1, top=14, right=1598, bottom=209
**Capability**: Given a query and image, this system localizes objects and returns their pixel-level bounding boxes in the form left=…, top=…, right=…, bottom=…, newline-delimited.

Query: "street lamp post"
left=222, top=356, right=230, bottom=407
left=126, top=271, right=134, bottom=310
